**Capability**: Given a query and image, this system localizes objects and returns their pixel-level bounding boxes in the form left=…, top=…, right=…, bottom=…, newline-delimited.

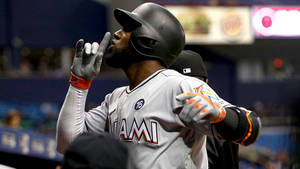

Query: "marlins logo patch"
left=135, top=99, right=145, bottom=110
left=194, top=85, right=220, bottom=101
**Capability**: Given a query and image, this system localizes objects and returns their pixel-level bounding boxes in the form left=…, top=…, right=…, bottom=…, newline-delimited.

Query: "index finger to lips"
left=98, top=32, right=111, bottom=55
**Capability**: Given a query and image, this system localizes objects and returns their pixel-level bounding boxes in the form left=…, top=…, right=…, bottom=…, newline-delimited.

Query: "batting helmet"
left=170, top=50, right=208, bottom=78
left=113, top=2, right=185, bottom=67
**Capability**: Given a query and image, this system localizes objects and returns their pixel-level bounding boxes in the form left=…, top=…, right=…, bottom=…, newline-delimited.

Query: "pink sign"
left=252, top=6, right=300, bottom=37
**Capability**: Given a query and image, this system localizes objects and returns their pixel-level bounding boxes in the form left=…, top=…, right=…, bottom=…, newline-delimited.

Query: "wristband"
left=240, top=112, right=253, bottom=145
left=69, top=72, right=92, bottom=90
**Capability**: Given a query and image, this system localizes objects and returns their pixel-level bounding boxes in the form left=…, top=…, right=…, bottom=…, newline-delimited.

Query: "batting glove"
left=176, top=93, right=226, bottom=124
left=70, top=32, right=111, bottom=89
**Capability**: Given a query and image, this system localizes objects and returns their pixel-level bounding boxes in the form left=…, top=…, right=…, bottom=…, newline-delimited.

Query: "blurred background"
left=0, top=0, right=299, bottom=168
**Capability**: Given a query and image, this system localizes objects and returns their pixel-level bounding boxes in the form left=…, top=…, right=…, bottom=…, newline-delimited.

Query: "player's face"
left=108, top=29, right=131, bottom=54
left=104, top=29, right=133, bottom=68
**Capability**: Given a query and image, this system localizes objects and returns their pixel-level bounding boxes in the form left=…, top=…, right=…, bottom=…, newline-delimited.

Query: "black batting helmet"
left=62, top=133, right=136, bottom=169
left=113, top=2, right=185, bottom=67
left=170, top=50, right=208, bottom=79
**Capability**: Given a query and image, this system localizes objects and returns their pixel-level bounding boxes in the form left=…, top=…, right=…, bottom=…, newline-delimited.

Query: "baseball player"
left=56, top=2, right=259, bottom=169
left=170, top=50, right=262, bottom=169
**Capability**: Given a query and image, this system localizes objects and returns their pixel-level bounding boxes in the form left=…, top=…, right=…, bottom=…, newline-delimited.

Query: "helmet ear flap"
left=136, top=37, right=157, bottom=49
left=131, top=36, right=157, bottom=53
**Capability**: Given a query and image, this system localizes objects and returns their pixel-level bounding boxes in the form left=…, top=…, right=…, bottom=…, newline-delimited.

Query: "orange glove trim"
left=210, top=102, right=226, bottom=123
left=185, top=92, right=227, bottom=123
left=69, top=72, right=92, bottom=90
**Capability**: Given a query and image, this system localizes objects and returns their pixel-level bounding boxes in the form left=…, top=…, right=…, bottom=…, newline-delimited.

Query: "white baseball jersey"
left=56, top=69, right=231, bottom=169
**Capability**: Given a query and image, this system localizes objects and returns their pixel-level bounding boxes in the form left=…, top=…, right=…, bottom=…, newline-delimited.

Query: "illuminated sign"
left=166, top=6, right=253, bottom=44
left=253, top=6, right=300, bottom=37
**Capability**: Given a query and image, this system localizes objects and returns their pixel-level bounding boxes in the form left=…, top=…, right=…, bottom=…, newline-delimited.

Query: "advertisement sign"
left=252, top=6, right=300, bottom=38
left=166, top=6, right=254, bottom=44
left=0, top=127, right=62, bottom=161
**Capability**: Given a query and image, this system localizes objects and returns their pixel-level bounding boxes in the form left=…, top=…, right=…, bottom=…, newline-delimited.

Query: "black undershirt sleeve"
left=213, top=107, right=250, bottom=142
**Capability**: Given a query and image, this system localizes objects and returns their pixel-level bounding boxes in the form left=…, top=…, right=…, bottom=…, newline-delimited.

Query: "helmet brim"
left=114, top=8, right=142, bottom=31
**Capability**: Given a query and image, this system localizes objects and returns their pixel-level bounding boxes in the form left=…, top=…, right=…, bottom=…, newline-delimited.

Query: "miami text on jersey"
left=113, top=118, right=158, bottom=144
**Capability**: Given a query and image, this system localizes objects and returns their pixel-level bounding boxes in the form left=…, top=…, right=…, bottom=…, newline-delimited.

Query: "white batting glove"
left=176, top=93, right=226, bottom=124
left=69, top=32, right=111, bottom=90
left=71, top=32, right=111, bottom=80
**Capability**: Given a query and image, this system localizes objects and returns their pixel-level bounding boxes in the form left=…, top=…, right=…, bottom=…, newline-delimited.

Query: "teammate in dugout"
left=56, top=2, right=260, bottom=169
left=170, top=50, right=262, bottom=169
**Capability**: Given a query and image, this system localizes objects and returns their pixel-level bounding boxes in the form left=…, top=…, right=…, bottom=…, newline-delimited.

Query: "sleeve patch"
left=194, top=85, right=220, bottom=101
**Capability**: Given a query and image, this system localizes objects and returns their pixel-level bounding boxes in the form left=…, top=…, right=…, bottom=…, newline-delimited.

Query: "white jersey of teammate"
left=57, top=69, right=231, bottom=169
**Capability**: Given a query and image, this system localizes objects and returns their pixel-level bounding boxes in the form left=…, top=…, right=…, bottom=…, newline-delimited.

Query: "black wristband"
left=242, top=111, right=262, bottom=146
left=214, top=107, right=249, bottom=142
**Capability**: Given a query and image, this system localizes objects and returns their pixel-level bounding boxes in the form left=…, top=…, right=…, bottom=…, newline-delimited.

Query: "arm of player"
left=56, top=85, right=88, bottom=154
left=212, top=106, right=262, bottom=146
left=176, top=93, right=226, bottom=124
left=56, top=33, right=111, bottom=154
left=56, top=86, right=110, bottom=154
left=176, top=92, right=261, bottom=146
